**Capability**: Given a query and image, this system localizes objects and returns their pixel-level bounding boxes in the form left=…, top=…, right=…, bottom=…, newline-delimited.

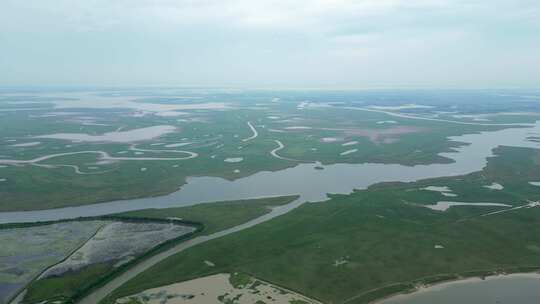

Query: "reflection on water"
left=381, top=274, right=540, bottom=304
left=1, top=123, right=540, bottom=224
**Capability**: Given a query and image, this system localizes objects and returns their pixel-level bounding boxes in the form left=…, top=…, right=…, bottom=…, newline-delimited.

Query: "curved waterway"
left=380, top=273, right=540, bottom=304
left=2, top=122, right=540, bottom=224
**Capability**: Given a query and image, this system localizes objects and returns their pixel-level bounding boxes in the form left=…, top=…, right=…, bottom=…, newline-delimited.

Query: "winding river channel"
left=2, top=122, right=540, bottom=224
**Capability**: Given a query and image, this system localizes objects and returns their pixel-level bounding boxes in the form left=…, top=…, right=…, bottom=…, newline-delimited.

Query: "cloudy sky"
left=1, top=0, right=539, bottom=88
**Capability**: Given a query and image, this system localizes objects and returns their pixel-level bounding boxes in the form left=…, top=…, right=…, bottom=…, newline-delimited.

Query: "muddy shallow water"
left=1, top=122, right=540, bottom=224
left=116, top=273, right=320, bottom=304
left=34, top=125, right=176, bottom=143
left=381, top=273, right=540, bottom=304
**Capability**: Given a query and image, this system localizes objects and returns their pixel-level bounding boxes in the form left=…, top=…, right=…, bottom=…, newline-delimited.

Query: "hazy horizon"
left=2, top=0, right=540, bottom=88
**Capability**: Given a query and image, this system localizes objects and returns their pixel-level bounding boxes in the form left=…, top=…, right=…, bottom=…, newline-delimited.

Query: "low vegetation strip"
left=114, top=195, right=299, bottom=234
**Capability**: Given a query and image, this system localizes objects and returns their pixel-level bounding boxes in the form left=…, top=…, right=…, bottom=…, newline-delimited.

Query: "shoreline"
left=370, top=270, right=540, bottom=304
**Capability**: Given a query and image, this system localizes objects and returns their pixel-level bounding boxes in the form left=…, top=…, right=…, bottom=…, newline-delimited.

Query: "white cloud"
left=1, top=0, right=539, bottom=87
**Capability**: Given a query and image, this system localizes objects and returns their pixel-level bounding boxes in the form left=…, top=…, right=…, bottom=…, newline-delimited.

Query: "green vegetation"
left=116, top=195, right=299, bottom=234
left=25, top=263, right=110, bottom=303
left=229, top=272, right=254, bottom=288
left=21, top=195, right=298, bottom=303
left=0, top=106, right=297, bottom=211
left=0, top=90, right=517, bottom=211
left=104, top=146, right=540, bottom=304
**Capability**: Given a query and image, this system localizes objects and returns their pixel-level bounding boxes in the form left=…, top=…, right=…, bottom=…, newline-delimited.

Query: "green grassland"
left=21, top=195, right=298, bottom=303
left=25, top=263, right=111, bottom=304
left=103, top=146, right=540, bottom=304
left=0, top=98, right=512, bottom=211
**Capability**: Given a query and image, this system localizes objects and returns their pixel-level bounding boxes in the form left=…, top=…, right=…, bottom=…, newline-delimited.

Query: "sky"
left=1, top=0, right=539, bottom=88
